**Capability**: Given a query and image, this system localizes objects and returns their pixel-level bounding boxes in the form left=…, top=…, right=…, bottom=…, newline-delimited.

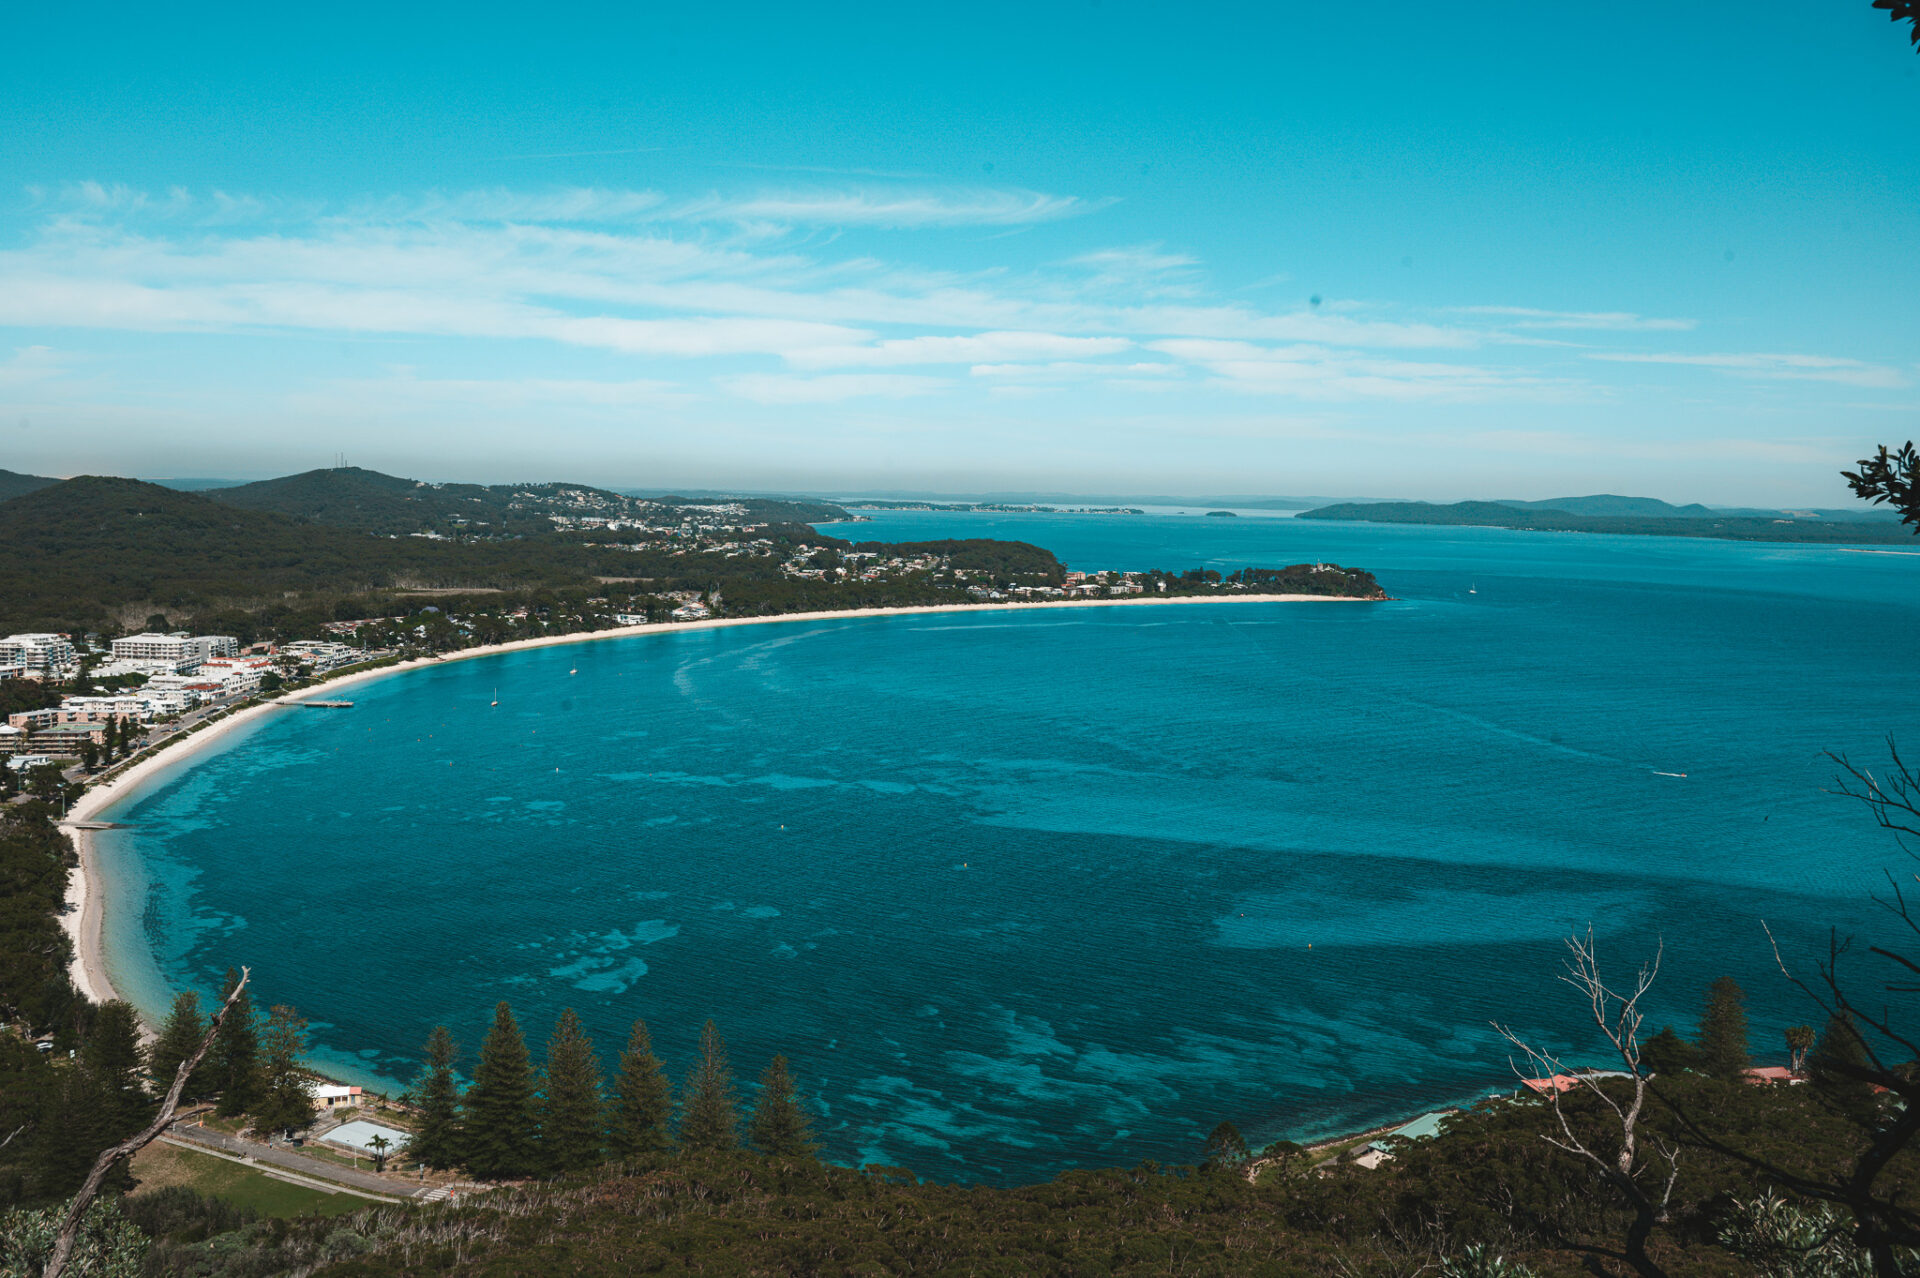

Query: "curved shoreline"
left=58, top=592, right=1374, bottom=1012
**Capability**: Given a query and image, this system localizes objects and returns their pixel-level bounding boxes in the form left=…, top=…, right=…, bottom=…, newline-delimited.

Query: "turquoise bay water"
left=95, top=512, right=1920, bottom=1183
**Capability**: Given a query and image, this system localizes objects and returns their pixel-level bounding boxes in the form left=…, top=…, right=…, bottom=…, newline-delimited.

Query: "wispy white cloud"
left=1453, top=306, right=1696, bottom=332
left=0, top=181, right=1897, bottom=433
left=720, top=372, right=951, bottom=404
left=789, top=331, right=1132, bottom=369
left=677, top=187, right=1098, bottom=228
left=1152, top=339, right=1571, bottom=402
left=323, top=370, right=691, bottom=407
left=1585, top=350, right=1908, bottom=388
left=968, top=360, right=1182, bottom=382
left=1064, top=245, right=1204, bottom=299
left=0, top=344, right=72, bottom=388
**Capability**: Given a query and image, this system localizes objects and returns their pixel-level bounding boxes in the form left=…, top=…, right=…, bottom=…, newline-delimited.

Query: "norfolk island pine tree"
left=461, top=1001, right=541, bottom=1179
left=678, top=1019, right=740, bottom=1151
left=610, top=1018, right=674, bottom=1158
left=539, top=1008, right=606, bottom=1173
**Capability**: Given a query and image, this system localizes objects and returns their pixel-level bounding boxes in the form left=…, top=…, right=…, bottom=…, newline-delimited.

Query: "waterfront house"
left=307, top=1082, right=365, bottom=1110
left=1353, top=1111, right=1453, bottom=1170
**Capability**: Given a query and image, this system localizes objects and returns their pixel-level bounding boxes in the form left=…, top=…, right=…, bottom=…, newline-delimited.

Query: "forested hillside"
left=207, top=467, right=851, bottom=537
left=0, top=478, right=587, bottom=631
left=0, top=468, right=57, bottom=502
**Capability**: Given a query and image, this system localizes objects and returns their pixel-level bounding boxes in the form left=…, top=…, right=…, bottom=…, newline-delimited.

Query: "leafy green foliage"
left=147, top=991, right=208, bottom=1102
left=1717, top=1190, right=1878, bottom=1278
left=208, top=969, right=262, bottom=1118
left=0, top=1196, right=147, bottom=1278
left=0, top=679, right=63, bottom=719
left=1871, top=3, right=1920, bottom=53
left=0, top=804, right=81, bottom=1038
left=252, top=1005, right=317, bottom=1137
left=1201, top=1120, right=1248, bottom=1172
left=1843, top=441, right=1919, bottom=532
left=844, top=537, right=1065, bottom=583
left=1643, top=1026, right=1702, bottom=1075
left=1438, top=1245, right=1542, bottom=1278
left=83, top=1001, right=152, bottom=1137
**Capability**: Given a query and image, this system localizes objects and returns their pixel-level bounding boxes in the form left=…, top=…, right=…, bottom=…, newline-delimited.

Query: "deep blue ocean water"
left=94, top=511, right=1920, bottom=1184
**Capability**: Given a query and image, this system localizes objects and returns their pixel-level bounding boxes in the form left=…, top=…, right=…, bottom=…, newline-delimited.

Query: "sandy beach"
left=57, top=591, right=1372, bottom=1012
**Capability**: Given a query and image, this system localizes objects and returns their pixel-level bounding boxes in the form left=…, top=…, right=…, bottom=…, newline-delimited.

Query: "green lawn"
left=130, top=1141, right=373, bottom=1219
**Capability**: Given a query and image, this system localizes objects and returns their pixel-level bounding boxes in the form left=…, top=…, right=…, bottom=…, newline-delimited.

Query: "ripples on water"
left=97, top=512, right=1920, bottom=1183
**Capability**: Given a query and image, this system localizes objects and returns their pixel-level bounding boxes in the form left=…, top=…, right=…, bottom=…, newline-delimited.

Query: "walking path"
left=165, top=1121, right=431, bottom=1202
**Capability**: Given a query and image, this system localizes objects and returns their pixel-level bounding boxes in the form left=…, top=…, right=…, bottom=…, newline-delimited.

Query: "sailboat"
left=1468, top=583, right=1477, bottom=594
left=569, top=666, right=577, bottom=675
left=490, top=688, right=498, bottom=707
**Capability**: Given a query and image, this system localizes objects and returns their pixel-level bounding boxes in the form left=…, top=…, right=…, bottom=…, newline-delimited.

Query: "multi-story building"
left=108, top=633, right=239, bottom=672
left=198, top=655, right=274, bottom=695
left=0, top=633, right=77, bottom=674
left=58, top=695, right=152, bottom=722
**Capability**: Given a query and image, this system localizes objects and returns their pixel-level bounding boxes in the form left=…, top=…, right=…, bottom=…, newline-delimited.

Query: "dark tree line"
left=405, top=1003, right=819, bottom=1181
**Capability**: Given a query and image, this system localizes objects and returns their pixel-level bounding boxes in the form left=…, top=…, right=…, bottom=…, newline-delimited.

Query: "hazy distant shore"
left=59, top=592, right=1374, bottom=1018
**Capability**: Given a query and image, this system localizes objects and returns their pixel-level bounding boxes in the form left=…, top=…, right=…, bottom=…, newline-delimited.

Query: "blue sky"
left=1, top=2, right=1915, bottom=502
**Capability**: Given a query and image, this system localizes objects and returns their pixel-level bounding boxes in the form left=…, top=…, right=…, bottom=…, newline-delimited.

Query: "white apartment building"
left=0, top=633, right=77, bottom=673
left=109, top=633, right=239, bottom=672
left=277, top=640, right=360, bottom=671
left=59, top=695, right=154, bottom=722
left=198, top=655, right=274, bottom=695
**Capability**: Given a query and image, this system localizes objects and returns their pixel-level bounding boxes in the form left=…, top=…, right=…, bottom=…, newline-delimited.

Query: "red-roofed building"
left=1744, top=1066, right=1804, bottom=1085
left=1520, top=1074, right=1580, bottom=1096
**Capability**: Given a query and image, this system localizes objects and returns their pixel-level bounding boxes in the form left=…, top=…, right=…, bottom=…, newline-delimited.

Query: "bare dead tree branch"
left=43, top=967, right=248, bottom=1278
left=1493, top=928, right=1675, bottom=1278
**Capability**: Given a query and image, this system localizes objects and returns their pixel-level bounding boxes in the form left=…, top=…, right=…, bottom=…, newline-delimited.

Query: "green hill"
left=207, top=467, right=511, bottom=535
left=1496, top=494, right=1719, bottom=518
left=208, top=467, right=852, bottom=536
left=1299, top=500, right=1917, bottom=544
left=0, top=477, right=588, bottom=631
left=0, top=468, right=58, bottom=504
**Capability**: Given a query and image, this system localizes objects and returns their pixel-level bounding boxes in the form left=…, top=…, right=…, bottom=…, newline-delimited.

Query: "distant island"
left=847, top=500, right=1146, bottom=515
left=1297, top=498, right=1916, bottom=545
left=1204, top=510, right=1237, bottom=517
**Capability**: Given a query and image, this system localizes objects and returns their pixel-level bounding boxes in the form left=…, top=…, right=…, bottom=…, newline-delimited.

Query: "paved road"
left=167, top=1121, right=430, bottom=1200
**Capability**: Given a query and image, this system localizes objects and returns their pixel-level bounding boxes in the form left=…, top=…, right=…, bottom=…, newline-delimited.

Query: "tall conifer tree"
left=678, top=1019, right=740, bottom=1151
left=539, top=1008, right=605, bottom=1173
left=147, top=991, right=208, bottom=1100
left=252, top=1005, right=317, bottom=1137
left=747, top=1054, right=818, bottom=1158
left=610, top=1019, right=674, bottom=1158
left=209, top=968, right=263, bottom=1116
left=1695, top=976, right=1751, bottom=1079
left=82, top=1001, right=152, bottom=1138
left=1810, top=1009, right=1876, bottom=1115
left=407, top=1025, right=463, bottom=1170
left=462, top=1001, right=541, bottom=1179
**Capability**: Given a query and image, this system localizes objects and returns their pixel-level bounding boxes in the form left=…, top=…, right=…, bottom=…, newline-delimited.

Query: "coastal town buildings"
left=0, top=633, right=77, bottom=675
left=108, top=632, right=239, bottom=672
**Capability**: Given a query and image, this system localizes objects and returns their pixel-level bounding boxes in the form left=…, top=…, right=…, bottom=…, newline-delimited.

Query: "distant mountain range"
left=1486, top=493, right=1900, bottom=522
left=1298, top=499, right=1916, bottom=544
left=204, top=467, right=849, bottom=536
